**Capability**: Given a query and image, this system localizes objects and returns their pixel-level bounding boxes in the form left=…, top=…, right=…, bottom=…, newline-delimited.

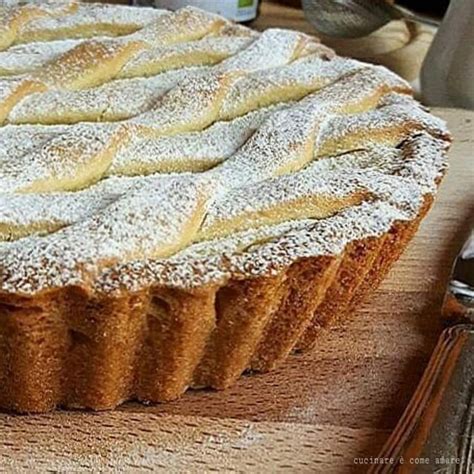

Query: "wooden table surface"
left=2, top=4, right=474, bottom=474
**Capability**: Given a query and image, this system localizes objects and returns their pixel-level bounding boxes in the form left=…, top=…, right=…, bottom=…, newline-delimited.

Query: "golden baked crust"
left=0, top=3, right=451, bottom=412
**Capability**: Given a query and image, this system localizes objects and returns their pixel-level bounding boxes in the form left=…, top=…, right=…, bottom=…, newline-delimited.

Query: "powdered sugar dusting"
left=119, top=35, right=254, bottom=79
left=127, top=7, right=227, bottom=47
left=1, top=123, right=117, bottom=193
left=217, top=28, right=304, bottom=74
left=111, top=104, right=285, bottom=176
left=9, top=67, right=206, bottom=125
left=219, top=55, right=364, bottom=119
left=317, top=101, right=449, bottom=156
left=0, top=174, right=157, bottom=240
left=17, top=3, right=166, bottom=43
left=0, top=4, right=451, bottom=296
left=0, top=39, right=83, bottom=76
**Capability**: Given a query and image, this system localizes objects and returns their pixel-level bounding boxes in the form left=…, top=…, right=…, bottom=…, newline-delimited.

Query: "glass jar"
left=133, top=0, right=260, bottom=23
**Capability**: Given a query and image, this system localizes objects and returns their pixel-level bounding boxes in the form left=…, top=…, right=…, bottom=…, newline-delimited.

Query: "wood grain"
left=370, top=326, right=474, bottom=473
left=0, top=109, right=472, bottom=472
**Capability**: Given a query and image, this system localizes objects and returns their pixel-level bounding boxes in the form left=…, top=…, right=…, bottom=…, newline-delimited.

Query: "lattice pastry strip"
left=0, top=77, right=46, bottom=123
left=0, top=39, right=84, bottom=77
left=0, top=2, right=76, bottom=51
left=308, top=65, right=411, bottom=114
left=110, top=105, right=282, bottom=176
left=218, top=55, right=363, bottom=121
left=0, top=8, right=237, bottom=77
left=32, top=38, right=146, bottom=91
left=117, top=35, right=255, bottom=80
left=197, top=163, right=429, bottom=246
left=126, top=7, right=227, bottom=48
left=217, top=28, right=307, bottom=74
left=16, top=3, right=166, bottom=44
left=0, top=121, right=446, bottom=245
left=7, top=51, right=348, bottom=126
left=1, top=123, right=124, bottom=194
left=0, top=5, right=42, bottom=51
left=8, top=67, right=205, bottom=125
left=0, top=69, right=416, bottom=247
left=8, top=28, right=316, bottom=127
left=199, top=170, right=367, bottom=241
left=0, top=7, right=229, bottom=125
left=317, top=102, right=450, bottom=157
left=130, top=71, right=239, bottom=138
left=0, top=65, right=409, bottom=194
left=0, top=175, right=155, bottom=241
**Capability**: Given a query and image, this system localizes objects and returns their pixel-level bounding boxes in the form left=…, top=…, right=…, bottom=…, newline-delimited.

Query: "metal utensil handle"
left=443, top=229, right=474, bottom=324
left=369, top=325, right=474, bottom=473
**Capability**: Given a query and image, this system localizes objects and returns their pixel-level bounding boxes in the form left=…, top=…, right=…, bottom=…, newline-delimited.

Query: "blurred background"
left=270, top=0, right=449, bottom=17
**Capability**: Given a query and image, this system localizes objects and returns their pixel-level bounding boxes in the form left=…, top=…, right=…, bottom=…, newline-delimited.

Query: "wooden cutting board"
left=0, top=110, right=473, bottom=472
